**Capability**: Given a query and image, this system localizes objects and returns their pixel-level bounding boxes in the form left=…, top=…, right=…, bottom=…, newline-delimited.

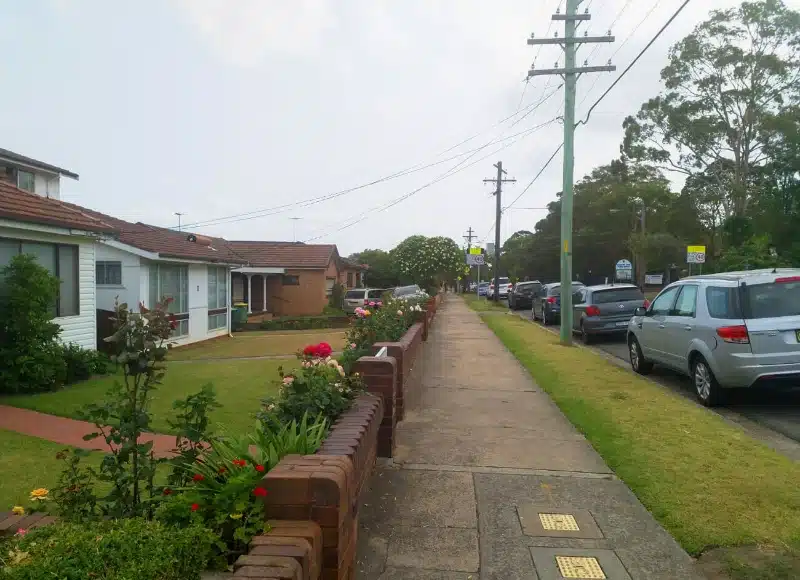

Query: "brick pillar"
left=260, top=455, right=354, bottom=580
left=372, top=342, right=405, bottom=420
left=353, top=356, right=397, bottom=458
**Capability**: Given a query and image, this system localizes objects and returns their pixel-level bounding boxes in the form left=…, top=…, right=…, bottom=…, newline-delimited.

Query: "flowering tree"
left=391, top=235, right=464, bottom=290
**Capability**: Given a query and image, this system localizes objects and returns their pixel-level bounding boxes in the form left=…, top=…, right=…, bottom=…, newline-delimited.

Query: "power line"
left=302, top=117, right=560, bottom=243
left=579, top=0, right=663, bottom=107
left=170, top=86, right=561, bottom=233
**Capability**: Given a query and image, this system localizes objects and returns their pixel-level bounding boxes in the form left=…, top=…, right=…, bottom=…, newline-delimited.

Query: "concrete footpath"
left=355, top=296, right=702, bottom=580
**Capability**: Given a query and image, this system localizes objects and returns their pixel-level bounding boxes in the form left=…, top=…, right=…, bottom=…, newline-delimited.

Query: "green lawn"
left=0, top=429, right=108, bottom=510
left=1, top=359, right=288, bottom=436
left=461, top=294, right=508, bottom=312
left=169, top=330, right=347, bottom=361
left=468, top=301, right=800, bottom=565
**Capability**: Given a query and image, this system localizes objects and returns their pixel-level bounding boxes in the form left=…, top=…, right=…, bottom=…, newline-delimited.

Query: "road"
left=500, top=302, right=800, bottom=456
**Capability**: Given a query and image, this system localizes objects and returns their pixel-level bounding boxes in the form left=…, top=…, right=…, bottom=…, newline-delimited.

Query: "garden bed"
left=239, top=315, right=351, bottom=332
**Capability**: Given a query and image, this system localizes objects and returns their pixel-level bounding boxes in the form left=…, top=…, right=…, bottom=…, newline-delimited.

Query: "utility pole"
left=463, top=227, right=477, bottom=252
left=174, top=212, right=185, bottom=232
left=637, top=205, right=646, bottom=289
left=484, top=162, right=516, bottom=302
left=527, top=0, right=615, bottom=344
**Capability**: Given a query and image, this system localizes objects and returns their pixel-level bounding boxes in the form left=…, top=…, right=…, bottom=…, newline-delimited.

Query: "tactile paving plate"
left=539, top=513, right=580, bottom=531
left=556, top=556, right=606, bottom=579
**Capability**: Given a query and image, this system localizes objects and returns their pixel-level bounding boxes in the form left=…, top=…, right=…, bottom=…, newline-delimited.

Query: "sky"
left=2, top=0, right=797, bottom=256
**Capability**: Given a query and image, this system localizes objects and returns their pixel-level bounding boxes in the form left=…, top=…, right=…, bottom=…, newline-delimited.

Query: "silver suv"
left=627, top=269, right=800, bottom=406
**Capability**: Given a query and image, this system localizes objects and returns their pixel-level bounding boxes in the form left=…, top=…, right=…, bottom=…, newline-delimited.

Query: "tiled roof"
left=0, top=181, right=114, bottom=233
left=0, top=147, right=79, bottom=179
left=226, top=241, right=337, bottom=269
left=57, top=201, right=247, bottom=264
left=341, top=257, right=367, bottom=270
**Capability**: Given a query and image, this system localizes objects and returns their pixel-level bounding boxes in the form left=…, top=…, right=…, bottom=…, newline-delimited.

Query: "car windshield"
left=743, top=279, right=800, bottom=318
left=593, top=288, right=644, bottom=304
left=345, top=290, right=365, bottom=299
left=394, top=285, right=419, bottom=296
left=366, top=289, right=385, bottom=298
left=498, top=278, right=510, bottom=285
left=548, top=283, right=582, bottom=297
left=479, top=283, right=489, bottom=288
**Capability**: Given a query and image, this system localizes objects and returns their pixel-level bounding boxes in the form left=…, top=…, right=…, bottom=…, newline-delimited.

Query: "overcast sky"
left=3, top=0, right=797, bottom=255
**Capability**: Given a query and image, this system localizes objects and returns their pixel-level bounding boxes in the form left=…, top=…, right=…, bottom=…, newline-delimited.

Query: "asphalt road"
left=503, top=303, right=800, bottom=449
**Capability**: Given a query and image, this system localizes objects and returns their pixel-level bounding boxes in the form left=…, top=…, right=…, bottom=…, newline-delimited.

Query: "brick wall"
left=352, top=356, right=397, bottom=458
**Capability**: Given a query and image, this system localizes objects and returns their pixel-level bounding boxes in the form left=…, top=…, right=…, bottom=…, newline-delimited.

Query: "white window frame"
left=207, top=266, right=229, bottom=331
left=96, top=261, right=123, bottom=286
left=148, top=263, right=189, bottom=337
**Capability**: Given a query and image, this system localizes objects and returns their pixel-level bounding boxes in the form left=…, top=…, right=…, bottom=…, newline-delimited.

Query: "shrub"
left=260, top=343, right=364, bottom=425
left=60, top=343, right=112, bottom=384
left=0, top=254, right=65, bottom=394
left=345, top=297, right=423, bottom=352
left=258, top=315, right=345, bottom=331
left=328, top=282, right=345, bottom=310
left=0, top=518, right=217, bottom=580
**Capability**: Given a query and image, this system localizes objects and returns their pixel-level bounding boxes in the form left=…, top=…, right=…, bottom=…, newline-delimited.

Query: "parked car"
left=477, top=282, right=490, bottom=297
left=509, top=280, right=542, bottom=310
left=393, top=284, right=428, bottom=301
left=488, top=277, right=512, bottom=299
left=572, top=284, right=648, bottom=344
left=343, top=288, right=386, bottom=314
left=531, top=282, right=585, bottom=325
left=627, top=269, right=800, bottom=406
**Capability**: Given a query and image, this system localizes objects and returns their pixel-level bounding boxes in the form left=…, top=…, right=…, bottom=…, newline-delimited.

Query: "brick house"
left=227, top=242, right=366, bottom=316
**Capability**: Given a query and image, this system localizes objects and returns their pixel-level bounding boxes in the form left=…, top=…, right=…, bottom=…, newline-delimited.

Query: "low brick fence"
left=232, top=300, right=444, bottom=579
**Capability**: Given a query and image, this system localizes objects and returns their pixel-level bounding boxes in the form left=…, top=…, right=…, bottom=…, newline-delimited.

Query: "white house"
left=63, top=206, right=249, bottom=347
left=0, top=147, right=79, bottom=200
left=0, top=181, right=112, bottom=349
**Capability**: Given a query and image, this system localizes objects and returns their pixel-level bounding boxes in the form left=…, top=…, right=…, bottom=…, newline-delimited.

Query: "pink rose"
left=282, top=376, right=294, bottom=385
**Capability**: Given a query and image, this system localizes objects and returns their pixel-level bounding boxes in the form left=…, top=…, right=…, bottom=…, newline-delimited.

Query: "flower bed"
left=254, top=314, right=351, bottom=332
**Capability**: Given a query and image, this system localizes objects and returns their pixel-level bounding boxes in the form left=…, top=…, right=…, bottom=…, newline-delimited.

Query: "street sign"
left=466, top=254, right=485, bottom=266
left=645, top=274, right=663, bottom=285
left=686, top=245, right=706, bottom=264
left=469, top=247, right=482, bottom=255
left=615, top=259, right=633, bottom=281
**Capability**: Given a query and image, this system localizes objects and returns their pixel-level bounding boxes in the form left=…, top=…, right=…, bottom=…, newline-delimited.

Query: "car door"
left=662, top=284, right=699, bottom=372
left=572, top=288, right=588, bottom=331
left=532, top=286, right=543, bottom=318
left=638, top=286, right=681, bottom=363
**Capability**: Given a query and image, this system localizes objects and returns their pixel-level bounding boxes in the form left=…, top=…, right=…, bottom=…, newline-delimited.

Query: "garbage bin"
left=231, top=303, right=249, bottom=331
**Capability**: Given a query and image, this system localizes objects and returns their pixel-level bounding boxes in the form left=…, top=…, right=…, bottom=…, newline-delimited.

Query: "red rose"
left=218, top=467, right=227, bottom=475
left=255, top=464, right=265, bottom=473
left=253, top=487, right=268, bottom=497
left=302, top=344, right=317, bottom=356
left=232, top=459, right=247, bottom=468
left=191, top=503, right=199, bottom=512
left=192, top=474, right=204, bottom=482
left=316, top=342, right=333, bottom=357
left=163, top=488, right=172, bottom=496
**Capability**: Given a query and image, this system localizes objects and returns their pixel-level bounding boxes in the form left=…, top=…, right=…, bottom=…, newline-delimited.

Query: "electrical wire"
left=579, top=0, right=664, bottom=107
left=483, top=0, right=691, bottom=238
left=302, top=117, right=561, bottom=243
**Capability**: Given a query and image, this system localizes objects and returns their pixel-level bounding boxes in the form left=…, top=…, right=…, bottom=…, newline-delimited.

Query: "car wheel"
left=580, top=323, right=593, bottom=344
left=628, top=336, right=653, bottom=375
left=692, top=356, right=723, bottom=407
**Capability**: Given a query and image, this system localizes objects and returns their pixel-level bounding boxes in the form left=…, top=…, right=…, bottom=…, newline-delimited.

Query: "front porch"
left=231, top=267, right=285, bottom=315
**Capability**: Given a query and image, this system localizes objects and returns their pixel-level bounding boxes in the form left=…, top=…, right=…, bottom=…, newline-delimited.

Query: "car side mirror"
left=634, top=307, right=647, bottom=316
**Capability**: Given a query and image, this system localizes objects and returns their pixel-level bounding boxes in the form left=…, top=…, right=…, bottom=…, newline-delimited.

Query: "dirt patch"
left=696, top=544, right=800, bottom=580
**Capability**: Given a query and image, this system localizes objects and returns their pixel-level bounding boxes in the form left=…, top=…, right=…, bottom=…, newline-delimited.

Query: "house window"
left=0, top=238, right=79, bottom=317
left=347, top=272, right=354, bottom=288
left=207, top=267, right=228, bottom=331
left=96, top=261, right=122, bottom=286
left=148, top=263, right=189, bottom=337
left=282, top=275, right=300, bottom=286
left=17, top=170, right=35, bottom=193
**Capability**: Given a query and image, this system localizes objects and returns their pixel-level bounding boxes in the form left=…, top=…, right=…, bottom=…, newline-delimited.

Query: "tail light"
left=643, top=299, right=650, bottom=309
left=716, top=325, right=750, bottom=344
left=775, top=276, right=800, bottom=283
left=585, top=305, right=601, bottom=317
left=546, top=296, right=557, bottom=304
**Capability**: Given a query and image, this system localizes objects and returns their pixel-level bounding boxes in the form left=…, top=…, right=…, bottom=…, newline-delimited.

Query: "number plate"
left=616, top=321, right=629, bottom=327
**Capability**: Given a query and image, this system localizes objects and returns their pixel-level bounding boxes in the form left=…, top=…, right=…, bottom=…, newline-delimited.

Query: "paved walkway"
left=0, top=405, right=177, bottom=457
left=356, top=295, right=702, bottom=580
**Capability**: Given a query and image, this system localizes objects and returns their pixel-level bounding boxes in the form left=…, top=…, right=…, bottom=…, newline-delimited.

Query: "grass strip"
left=475, top=309, right=800, bottom=556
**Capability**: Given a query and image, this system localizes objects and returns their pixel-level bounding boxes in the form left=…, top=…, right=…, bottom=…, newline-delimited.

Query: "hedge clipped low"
left=1, top=518, right=217, bottom=580
left=259, top=315, right=348, bottom=331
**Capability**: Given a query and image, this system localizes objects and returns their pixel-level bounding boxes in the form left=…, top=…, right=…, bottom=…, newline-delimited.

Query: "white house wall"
left=95, top=243, right=142, bottom=312
left=0, top=224, right=96, bottom=350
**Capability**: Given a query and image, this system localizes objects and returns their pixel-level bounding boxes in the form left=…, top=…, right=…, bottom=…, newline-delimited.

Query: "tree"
left=391, top=235, right=464, bottom=291
left=623, top=0, right=800, bottom=220
left=348, top=249, right=400, bottom=288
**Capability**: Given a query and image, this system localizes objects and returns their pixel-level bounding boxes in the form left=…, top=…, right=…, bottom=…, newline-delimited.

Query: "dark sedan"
left=532, top=282, right=584, bottom=325
left=572, top=284, right=648, bottom=344
left=509, top=280, right=542, bottom=310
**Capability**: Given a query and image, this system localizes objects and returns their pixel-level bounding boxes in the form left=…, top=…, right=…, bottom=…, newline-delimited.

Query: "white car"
left=488, top=277, right=513, bottom=299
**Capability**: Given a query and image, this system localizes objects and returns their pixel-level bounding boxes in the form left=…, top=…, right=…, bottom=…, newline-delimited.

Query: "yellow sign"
left=469, top=247, right=482, bottom=255
left=687, top=245, right=706, bottom=253
left=564, top=240, right=569, bottom=253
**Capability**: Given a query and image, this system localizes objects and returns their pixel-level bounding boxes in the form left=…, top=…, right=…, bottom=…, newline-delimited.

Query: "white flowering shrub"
left=391, top=235, right=463, bottom=291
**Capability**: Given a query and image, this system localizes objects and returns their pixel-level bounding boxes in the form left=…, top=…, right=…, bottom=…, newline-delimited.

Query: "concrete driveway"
left=510, top=307, right=800, bottom=459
